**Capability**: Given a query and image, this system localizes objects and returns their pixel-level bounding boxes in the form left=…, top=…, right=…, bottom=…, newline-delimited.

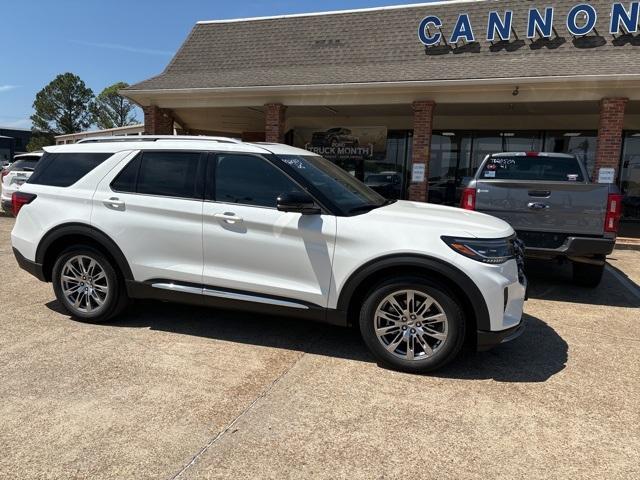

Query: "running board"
left=150, top=282, right=309, bottom=310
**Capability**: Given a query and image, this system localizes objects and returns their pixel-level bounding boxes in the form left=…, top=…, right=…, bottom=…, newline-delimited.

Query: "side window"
left=214, top=154, right=300, bottom=208
left=28, top=152, right=112, bottom=187
left=111, top=155, right=141, bottom=193
left=130, top=151, right=202, bottom=199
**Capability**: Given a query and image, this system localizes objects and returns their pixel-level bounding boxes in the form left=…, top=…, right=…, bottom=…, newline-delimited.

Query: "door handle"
left=103, top=197, right=125, bottom=211
left=214, top=213, right=243, bottom=224
left=527, top=202, right=550, bottom=210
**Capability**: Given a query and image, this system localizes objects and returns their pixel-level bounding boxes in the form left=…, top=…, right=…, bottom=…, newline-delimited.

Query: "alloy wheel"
left=374, top=289, right=449, bottom=361
left=60, top=255, right=110, bottom=314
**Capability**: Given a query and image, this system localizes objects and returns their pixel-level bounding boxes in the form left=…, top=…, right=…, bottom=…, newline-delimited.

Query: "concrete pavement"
left=0, top=215, right=638, bottom=479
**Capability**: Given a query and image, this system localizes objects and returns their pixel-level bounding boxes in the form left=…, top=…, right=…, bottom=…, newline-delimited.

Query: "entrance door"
left=621, top=133, right=640, bottom=222
left=202, top=152, right=337, bottom=308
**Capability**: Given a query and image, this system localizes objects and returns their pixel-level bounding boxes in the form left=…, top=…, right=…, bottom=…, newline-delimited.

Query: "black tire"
left=52, top=246, right=128, bottom=323
left=572, top=260, right=605, bottom=288
left=359, top=276, right=465, bottom=374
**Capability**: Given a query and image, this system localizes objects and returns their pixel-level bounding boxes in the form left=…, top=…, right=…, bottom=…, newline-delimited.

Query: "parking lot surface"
left=1, top=214, right=639, bottom=479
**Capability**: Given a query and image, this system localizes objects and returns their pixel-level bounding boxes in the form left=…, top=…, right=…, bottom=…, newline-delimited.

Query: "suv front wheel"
left=52, top=246, right=128, bottom=323
left=359, top=277, right=465, bottom=374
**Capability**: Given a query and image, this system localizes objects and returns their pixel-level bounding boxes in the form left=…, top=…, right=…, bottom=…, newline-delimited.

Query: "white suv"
left=1, top=152, right=44, bottom=213
left=11, top=136, right=526, bottom=373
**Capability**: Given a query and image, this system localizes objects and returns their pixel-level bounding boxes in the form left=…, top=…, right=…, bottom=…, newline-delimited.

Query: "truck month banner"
left=293, top=126, right=388, bottom=163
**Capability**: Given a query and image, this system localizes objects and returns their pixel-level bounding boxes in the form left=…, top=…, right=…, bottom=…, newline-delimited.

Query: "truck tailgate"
left=475, top=181, right=608, bottom=235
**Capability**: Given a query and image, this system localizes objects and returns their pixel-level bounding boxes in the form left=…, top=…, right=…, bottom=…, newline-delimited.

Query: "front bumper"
left=477, top=318, right=526, bottom=351
left=13, top=247, right=46, bottom=281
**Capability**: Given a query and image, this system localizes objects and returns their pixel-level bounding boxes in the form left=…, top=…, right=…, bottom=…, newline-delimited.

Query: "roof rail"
left=76, top=135, right=242, bottom=144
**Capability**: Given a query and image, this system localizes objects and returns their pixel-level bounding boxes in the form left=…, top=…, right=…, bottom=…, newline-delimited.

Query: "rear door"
left=91, top=150, right=206, bottom=284
left=474, top=154, right=608, bottom=235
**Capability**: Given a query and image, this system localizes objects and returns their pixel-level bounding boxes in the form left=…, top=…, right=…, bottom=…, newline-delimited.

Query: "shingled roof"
left=127, top=0, right=640, bottom=91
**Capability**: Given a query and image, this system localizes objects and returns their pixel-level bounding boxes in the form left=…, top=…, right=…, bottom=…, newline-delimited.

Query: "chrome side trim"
left=151, top=283, right=203, bottom=295
left=203, top=288, right=309, bottom=310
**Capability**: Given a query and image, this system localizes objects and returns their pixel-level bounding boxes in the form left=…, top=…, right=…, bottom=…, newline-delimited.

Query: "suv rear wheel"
left=359, top=277, right=465, bottom=374
left=52, top=246, right=128, bottom=323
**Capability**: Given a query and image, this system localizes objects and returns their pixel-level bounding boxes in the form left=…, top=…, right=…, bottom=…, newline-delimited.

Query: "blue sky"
left=1, top=0, right=432, bottom=130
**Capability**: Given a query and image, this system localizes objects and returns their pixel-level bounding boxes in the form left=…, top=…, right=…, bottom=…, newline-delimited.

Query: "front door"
left=202, top=153, right=336, bottom=308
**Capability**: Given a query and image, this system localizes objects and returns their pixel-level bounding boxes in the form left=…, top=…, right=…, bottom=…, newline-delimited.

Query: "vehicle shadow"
left=47, top=301, right=566, bottom=383
left=435, top=314, right=567, bottom=383
left=525, top=259, right=640, bottom=308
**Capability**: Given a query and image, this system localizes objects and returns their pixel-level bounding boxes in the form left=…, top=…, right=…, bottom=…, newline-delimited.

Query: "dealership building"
left=123, top=0, right=640, bottom=222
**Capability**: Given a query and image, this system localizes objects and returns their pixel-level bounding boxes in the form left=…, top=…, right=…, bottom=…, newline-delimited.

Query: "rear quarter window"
left=480, top=156, right=584, bottom=182
left=28, top=152, right=112, bottom=187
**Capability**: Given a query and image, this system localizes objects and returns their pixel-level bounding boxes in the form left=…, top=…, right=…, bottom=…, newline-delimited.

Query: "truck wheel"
left=359, top=277, right=465, bottom=374
left=52, top=246, right=128, bottom=323
left=572, top=260, right=605, bottom=288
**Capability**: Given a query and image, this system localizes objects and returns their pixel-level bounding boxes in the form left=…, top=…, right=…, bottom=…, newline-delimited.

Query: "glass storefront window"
left=363, top=130, right=412, bottom=200
left=544, top=131, right=597, bottom=178
left=429, top=132, right=472, bottom=204
left=621, top=132, right=640, bottom=221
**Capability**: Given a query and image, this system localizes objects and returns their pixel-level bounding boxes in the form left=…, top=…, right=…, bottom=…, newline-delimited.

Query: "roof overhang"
left=122, top=74, right=640, bottom=109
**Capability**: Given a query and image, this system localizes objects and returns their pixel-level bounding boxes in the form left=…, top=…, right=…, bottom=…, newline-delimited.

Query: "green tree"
left=26, top=132, right=55, bottom=152
left=31, top=73, right=94, bottom=135
left=92, top=82, right=138, bottom=130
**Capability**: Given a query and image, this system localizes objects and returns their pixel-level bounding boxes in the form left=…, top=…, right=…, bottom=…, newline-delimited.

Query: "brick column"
left=595, top=98, right=627, bottom=180
left=408, top=100, right=436, bottom=202
left=142, top=105, right=174, bottom=135
left=265, top=103, right=287, bottom=143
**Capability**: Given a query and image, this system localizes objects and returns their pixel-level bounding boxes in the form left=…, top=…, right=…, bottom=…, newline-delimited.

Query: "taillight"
left=460, top=188, right=476, bottom=210
left=11, top=192, right=37, bottom=217
left=604, top=193, right=623, bottom=233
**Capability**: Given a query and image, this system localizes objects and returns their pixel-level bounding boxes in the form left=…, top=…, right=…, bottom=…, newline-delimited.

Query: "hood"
left=367, top=200, right=514, bottom=238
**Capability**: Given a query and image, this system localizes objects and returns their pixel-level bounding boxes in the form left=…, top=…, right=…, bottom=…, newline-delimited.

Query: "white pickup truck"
left=461, top=152, right=623, bottom=287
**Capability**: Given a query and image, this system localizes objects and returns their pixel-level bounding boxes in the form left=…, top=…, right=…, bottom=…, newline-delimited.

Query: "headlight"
left=441, top=236, right=515, bottom=264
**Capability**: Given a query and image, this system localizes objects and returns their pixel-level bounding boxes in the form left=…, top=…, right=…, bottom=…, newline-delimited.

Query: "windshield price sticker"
left=567, top=174, right=579, bottom=181
left=489, top=158, right=516, bottom=168
left=484, top=170, right=496, bottom=178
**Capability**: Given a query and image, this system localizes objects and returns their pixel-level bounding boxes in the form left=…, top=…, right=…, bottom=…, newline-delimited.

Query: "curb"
left=615, top=238, right=640, bottom=251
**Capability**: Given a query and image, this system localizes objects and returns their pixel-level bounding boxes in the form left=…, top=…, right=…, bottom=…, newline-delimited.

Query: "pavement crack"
left=169, top=350, right=307, bottom=480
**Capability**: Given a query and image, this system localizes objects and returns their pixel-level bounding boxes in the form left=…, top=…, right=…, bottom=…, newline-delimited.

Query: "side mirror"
left=277, top=192, right=321, bottom=215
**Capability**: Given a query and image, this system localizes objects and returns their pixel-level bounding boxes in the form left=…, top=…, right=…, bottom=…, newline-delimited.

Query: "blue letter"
left=567, top=4, right=597, bottom=36
left=610, top=2, right=639, bottom=34
left=487, top=10, right=513, bottom=41
left=450, top=13, right=475, bottom=43
left=418, top=15, right=442, bottom=46
left=527, top=7, right=554, bottom=38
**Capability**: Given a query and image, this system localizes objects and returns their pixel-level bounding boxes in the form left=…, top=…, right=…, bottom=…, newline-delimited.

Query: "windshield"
left=278, top=154, right=387, bottom=214
left=480, top=156, right=585, bottom=182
